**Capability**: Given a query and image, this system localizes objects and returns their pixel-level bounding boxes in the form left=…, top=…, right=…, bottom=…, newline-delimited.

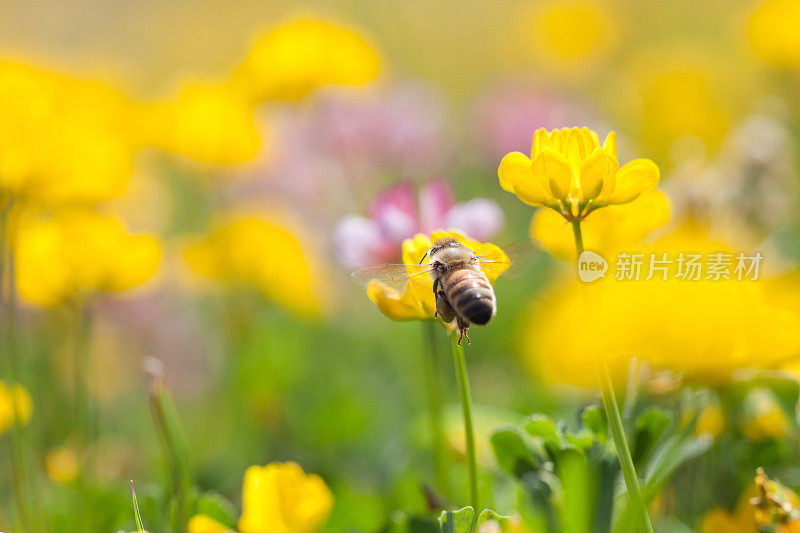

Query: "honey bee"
left=353, top=238, right=532, bottom=345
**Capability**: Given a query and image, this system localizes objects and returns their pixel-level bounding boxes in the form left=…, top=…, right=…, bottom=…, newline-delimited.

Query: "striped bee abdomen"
left=442, top=268, right=497, bottom=326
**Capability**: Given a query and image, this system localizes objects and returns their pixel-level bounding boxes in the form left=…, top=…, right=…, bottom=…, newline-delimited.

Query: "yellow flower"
left=749, top=0, right=800, bottom=69
left=0, top=382, right=33, bottom=434
left=522, top=0, right=618, bottom=75
left=740, top=389, right=790, bottom=443
left=233, top=17, right=381, bottom=102
left=0, top=61, right=135, bottom=204
left=520, top=226, right=800, bottom=387
left=15, top=209, right=161, bottom=306
left=625, top=49, right=740, bottom=157
left=367, top=279, right=428, bottom=321
left=366, top=230, right=509, bottom=321
left=46, top=447, right=79, bottom=484
left=498, top=127, right=660, bottom=221
left=694, top=405, right=726, bottom=439
left=184, top=214, right=321, bottom=317
left=188, top=515, right=235, bottom=533
left=238, top=462, right=333, bottom=533
left=140, top=82, right=262, bottom=165
left=531, top=189, right=670, bottom=260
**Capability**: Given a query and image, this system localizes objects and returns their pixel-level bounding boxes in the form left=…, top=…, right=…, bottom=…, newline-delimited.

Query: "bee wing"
left=476, top=240, right=541, bottom=279
left=350, top=263, right=433, bottom=291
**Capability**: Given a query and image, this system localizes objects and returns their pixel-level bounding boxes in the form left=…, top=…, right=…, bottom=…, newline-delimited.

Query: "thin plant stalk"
left=449, top=331, right=479, bottom=514
left=132, top=481, right=145, bottom=532
left=148, top=361, right=192, bottom=533
left=73, top=301, right=93, bottom=451
left=570, top=219, right=653, bottom=533
left=422, top=321, right=450, bottom=499
left=0, top=195, right=36, bottom=532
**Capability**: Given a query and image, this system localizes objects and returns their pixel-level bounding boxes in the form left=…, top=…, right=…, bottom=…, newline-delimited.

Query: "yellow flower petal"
left=0, top=382, right=33, bottom=434
left=497, top=151, right=552, bottom=206
left=188, top=515, right=234, bottom=533
left=531, top=127, right=552, bottom=157
left=531, top=149, right=573, bottom=201
left=239, top=462, right=333, bottom=533
left=367, top=280, right=428, bottom=321
left=602, top=131, right=617, bottom=158
left=579, top=148, right=618, bottom=202
left=604, top=158, right=660, bottom=205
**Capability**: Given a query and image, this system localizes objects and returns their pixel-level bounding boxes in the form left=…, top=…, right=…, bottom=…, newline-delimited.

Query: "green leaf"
left=632, top=407, right=671, bottom=464
left=195, top=491, right=237, bottom=528
left=439, top=507, right=475, bottom=533
left=491, top=426, right=538, bottom=477
left=476, top=509, right=512, bottom=530
left=525, top=415, right=560, bottom=444
left=582, top=405, right=608, bottom=444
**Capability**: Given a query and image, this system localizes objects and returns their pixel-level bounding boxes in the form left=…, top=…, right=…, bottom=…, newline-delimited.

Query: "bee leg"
left=456, top=317, right=470, bottom=346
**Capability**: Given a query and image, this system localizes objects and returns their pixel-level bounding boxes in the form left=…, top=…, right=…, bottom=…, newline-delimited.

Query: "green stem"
left=149, top=364, right=192, bottom=533
left=74, top=302, right=92, bottom=451
left=571, top=219, right=653, bottom=533
left=422, top=322, right=450, bottom=500
left=449, top=331, right=478, bottom=514
left=0, top=196, right=37, bottom=532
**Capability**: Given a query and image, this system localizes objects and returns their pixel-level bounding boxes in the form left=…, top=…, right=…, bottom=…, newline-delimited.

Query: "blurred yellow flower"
left=531, top=189, right=670, bottom=260
left=498, top=127, right=660, bottom=222
left=188, top=515, right=235, bottom=533
left=702, top=490, right=759, bottom=533
left=521, top=227, right=800, bottom=387
left=0, top=382, right=33, bottom=434
left=749, top=0, right=800, bottom=69
left=694, top=404, right=725, bottom=439
left=523, top=0, right=618, bottom=75
left=234, top=17, right=381, bottom=102
left=0, top=61, right=135, bottom=204
left=238, top=462, right=333, bottom=533
left=626, top=49, right=740, bottom=156
left=740, top=389, right=790, bottom=443
left=46, top=447, right=79, bottom=484
left=140, top=82, right=262, bottom=165
left=15, top=210, right=161, bottom=306
left=184, top=214, right=321, bottom=316
left=366, top=230, right=509, bottom=321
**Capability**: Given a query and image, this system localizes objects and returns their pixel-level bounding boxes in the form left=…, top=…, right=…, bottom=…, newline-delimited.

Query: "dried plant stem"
left=450, top=330, right=479, bottom=514
left=422, top=321, right=450, bottom=499
left=571, top=219, right=653, bottom=533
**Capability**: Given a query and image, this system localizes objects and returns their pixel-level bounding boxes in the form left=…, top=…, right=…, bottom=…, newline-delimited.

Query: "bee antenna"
left=419, top=251, right=428, bottom=264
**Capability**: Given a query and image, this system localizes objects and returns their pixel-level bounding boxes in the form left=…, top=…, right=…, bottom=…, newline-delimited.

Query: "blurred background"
left=1, top=0, right=800, bottom=531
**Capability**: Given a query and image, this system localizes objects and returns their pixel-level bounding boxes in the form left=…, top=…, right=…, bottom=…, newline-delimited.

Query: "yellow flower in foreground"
left=140, top=82, right=262, bottom=165
left=238, top=462, right=333, bottom=533
left=15, top=210, right=161, bottom=306
left=188, top=515, right=235, bottom=533
left=184, top=214, right=321, bottom=316
left=523, top=0, right=617, bottom=75
left=0, top=61, right=135, bottom=204
left=498, top=127, right=659, bottom=221
left=367, top=230, right=509, bottom=321
left=532, top=189, right=670, bottom=260
left=749, top=0, right=800, bottom=69
left=46, top=447, right=79, bottom=484
left=234, top=17, right=381, bottom=102
left=521, top=227, right=800, bottom=387
left=0, top=382, right=33, bottom=434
